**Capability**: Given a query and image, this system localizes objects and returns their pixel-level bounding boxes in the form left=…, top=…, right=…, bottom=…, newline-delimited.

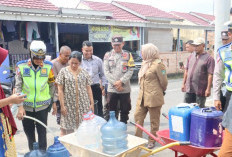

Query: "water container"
left=169, top=103, right=199, bottom=141
left=46, top=136, right=70, bottom=157
left=88, top=111, right=107, bottom=128
left=75, top=113, right=100, bottom=150
left=101, top=111, right=128, bottom=155
left=24, top=142, right=47, bottom=157
left=190, top=107, right=223, bottom=147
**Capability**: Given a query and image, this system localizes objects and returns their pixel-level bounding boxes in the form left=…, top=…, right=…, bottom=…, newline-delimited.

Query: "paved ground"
left=14, top=78, right=217, bottom=156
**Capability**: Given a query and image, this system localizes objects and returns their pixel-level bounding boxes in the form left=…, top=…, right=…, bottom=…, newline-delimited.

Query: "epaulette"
left=44, top=60, right=53, bottom=67
left=104, top=52, right=110, bottom=60
left=16, top=60, right=28, bottom=67
left=122, top=49, right=131, bottom=54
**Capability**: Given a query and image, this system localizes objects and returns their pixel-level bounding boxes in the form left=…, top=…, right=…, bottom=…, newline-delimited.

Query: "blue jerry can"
left=168, top=103, right=199, bottom=141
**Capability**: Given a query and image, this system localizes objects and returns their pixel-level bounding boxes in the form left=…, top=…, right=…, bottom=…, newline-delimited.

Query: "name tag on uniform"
left=23, top=68, right=31, bottom=77
left=40, top=68, right=48, bottom=77
left=122, top=53, right=128, bottom=59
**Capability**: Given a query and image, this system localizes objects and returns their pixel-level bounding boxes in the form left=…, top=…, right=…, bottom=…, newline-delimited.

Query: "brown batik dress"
left=56, top=67, right=92, bottom=130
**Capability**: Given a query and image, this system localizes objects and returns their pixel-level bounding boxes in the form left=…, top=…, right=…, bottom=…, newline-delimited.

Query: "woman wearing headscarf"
left=56, top=51, right=94, bottom=136
left=134, top=43, right=168, bottom=149
left=0, top=47, right=26, bottom=157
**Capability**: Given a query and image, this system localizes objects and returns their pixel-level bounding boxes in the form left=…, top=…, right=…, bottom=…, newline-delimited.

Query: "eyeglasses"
left=112, top=44, right=121, bottom=47
left=33, top=56, right=45, bottom=60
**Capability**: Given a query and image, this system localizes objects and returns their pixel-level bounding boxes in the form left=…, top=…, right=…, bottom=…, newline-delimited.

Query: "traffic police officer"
left=213, top=24, right=232, bottom=156
left=104, top=35, right=135, bottom=124
left=16, top=40, right=55, bottom=151
left=221, top=31, right=230, bottom=45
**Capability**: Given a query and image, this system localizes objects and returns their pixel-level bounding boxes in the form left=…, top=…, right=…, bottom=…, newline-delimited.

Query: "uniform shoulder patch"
left=161, top=70, right=166, bottom=75
left=128, top=53, right=135, bottom=67
left=159, top=63, right=166, bottom=75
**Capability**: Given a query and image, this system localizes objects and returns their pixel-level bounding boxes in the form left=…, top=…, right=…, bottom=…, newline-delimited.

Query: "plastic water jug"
left=46, top=136, right=70, bottom=157
left=75, top=113, right=100, bottom=150
left=88, top=111, right=107, bottom=128
left=101, top=111, right=128, bottom=155
left=24, top=142, right=47, bottom=157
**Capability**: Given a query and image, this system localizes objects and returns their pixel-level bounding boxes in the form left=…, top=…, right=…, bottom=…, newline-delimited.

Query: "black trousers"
left=105, top=92, right=131, bottom=124
left=91, top=84, right=103, bottom=117
left=22, top=108, right=49, bottom=151
left=184, top=92, right=206, bottom=108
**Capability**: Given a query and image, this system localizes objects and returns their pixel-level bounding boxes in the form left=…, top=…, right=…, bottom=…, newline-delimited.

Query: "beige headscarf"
left=138, top=43, right=160, bottom=83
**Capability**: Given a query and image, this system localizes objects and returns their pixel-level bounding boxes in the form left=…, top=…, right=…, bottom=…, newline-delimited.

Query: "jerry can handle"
left=201, top=108, right=212, bottom=113
left=201, top=107, right=217, bottom=113
left=176, top=103, right=190, bottom=108
left=176, top=103, right=198, bottom=108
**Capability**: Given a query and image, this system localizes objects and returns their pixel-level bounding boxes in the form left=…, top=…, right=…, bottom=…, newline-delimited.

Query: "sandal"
left=147, top=142, right=155, bottom=149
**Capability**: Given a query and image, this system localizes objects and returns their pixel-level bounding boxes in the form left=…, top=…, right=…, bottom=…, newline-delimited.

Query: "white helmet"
left=30, top=40, right=46, bottom=59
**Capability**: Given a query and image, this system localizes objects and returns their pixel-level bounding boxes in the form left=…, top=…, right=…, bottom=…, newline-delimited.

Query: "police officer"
left=103, top=35, right=135, bottom=124
left=16, top=40, right=55, bottom=151
left=213, top=25, right=232, bottom=156
left=221, top=31, right=230, bottom=45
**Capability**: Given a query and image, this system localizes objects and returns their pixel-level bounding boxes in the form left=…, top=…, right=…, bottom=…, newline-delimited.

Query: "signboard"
left=89, top=25, right=140, bottom=42
left=88, top=25, right=111, bottom=42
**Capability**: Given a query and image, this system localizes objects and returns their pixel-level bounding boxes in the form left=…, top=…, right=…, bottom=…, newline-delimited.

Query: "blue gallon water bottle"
left=24, top=142, right=47, bottom=157
left=46, top=136, right=70, bottom=157
left=101, top=111, right=128, bottom=155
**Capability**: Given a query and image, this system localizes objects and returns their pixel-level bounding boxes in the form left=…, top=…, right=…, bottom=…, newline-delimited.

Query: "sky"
left=48, top=0, right=214, bottom=15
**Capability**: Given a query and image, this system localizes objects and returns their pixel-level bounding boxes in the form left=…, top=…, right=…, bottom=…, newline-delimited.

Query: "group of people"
left=0, top=34, right=168, bottom=154
left=179, top=26, right=232, bottom=156
left=1, top=27, right=232, bottom=156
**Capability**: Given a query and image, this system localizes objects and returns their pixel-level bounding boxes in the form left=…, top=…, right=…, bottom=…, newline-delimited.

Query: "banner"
left=111, top=26, right=140, bottom=41
left=89, top=25, right=140, bottom=42
left=88, top=25, right=111, bottom=42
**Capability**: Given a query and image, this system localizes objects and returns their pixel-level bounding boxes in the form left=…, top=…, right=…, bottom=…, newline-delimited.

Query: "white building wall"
left=148, top=28, right=173, bottom=52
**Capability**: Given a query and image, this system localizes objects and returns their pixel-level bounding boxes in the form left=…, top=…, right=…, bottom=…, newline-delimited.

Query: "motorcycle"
left=1, top=71, right=18, bottom=116
left=1, top=70, right=16, bottom=97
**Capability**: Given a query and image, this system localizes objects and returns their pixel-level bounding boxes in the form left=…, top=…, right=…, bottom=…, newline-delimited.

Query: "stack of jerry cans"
left=169, top=103, right=199, bottom=141
left=190, top=107, right=223, bottom=147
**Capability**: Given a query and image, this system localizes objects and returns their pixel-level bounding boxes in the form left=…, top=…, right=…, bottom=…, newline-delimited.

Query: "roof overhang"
left=61, top=8, right=113, bottom=18
left=147, top=22, right=214, bottom=30
left=0, top=11, right=145, bottom=27
left=0, top=10, right=214, bottom=31
left=146, top=16, right=184, bottom=22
